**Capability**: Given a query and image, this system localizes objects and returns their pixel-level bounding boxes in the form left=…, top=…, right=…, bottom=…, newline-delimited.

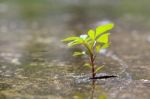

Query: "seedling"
left=62, top=23, right=114, bottom=78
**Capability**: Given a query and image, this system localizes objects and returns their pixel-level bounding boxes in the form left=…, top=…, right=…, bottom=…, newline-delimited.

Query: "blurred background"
left=0, top=0, right=150, bottom=99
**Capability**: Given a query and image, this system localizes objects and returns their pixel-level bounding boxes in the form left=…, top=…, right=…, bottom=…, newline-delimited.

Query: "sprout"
left=62, top=23, right=114, bottom=78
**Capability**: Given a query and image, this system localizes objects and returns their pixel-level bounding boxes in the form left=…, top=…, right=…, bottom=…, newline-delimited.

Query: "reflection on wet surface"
left=0, top=0, right=150, bottom=99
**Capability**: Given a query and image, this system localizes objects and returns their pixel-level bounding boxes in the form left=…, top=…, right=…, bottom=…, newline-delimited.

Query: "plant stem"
left=90, top=54, right=95, bottom=78
left=83, top=43, right=96, bottom=78
left=90, top=80, right=96, bottom=99
left=91, top=41, right=96, bottom=78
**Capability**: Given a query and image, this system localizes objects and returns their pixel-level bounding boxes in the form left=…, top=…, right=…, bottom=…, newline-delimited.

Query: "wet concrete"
left=0, top=0, right=150, bottom=99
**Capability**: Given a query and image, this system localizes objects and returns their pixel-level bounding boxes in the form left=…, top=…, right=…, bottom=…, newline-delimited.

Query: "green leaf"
left=85, top=39, right=93, bottom=49
left=62, top=37, right=80, bottom=42
left=96, top=23, right=114, bottom=38
left=97, top=33, right=110, bottom=43
left=96, top=45, right=101, bottom=52
left=101, top=43, right=110, bottom=49
left=67, top=41, right=81, bottom=47
left=88, top=29, right=95, bottom=40
left=83, top=63, right=92, bottom=68
left=85, top=37, right=91, bottom=43
left=66, top=37, right=84, bottom=47
left=95, top=66, right=104, bottom=73
left=73, top=51, right=85, bottom=56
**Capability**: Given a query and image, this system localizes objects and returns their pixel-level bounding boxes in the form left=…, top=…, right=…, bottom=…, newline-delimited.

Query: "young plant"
left=62, top=23, right=114, bottom=78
